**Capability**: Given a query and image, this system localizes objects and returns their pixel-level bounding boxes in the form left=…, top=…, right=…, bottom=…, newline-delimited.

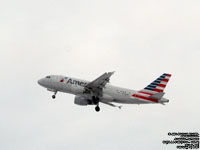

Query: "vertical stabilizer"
left=138, top=73, right=171, bottom=96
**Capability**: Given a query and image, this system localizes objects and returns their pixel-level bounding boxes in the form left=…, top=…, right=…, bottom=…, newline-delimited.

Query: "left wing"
left=101, top=101, right=122, bottom=109
left=85, top=71, right=115, bottom=96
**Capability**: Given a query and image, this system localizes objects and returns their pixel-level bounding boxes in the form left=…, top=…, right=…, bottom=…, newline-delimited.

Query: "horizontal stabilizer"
left=150, top=92, right=165, bottom=99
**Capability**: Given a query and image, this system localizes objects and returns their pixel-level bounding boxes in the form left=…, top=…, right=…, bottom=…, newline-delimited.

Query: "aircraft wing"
left=101, top=101, right=122, bottom=109
left=85, top=72, right=115, bottom=93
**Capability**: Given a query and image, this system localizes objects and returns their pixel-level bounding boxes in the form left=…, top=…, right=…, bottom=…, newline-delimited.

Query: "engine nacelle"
left=74, top=96, right=90, bottom=106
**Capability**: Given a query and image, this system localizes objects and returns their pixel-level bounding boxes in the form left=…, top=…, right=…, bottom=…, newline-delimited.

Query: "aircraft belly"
left=50, top=82, right=72, bottom=94
left=50, top=82, right=63, bottom=91
left=101, top=94, right=113, bottom=102
left=113, top=98, right=150, bottom=104
left=112, top=94, right=151, bottom=104
left=62, top=83, right=71, bottom=93
left=103, top=88, right=152, bottom=104
left=113, top=98, right=139, bottom=104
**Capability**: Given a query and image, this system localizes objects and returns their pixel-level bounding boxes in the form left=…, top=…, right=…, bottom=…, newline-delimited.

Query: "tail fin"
left=150, top=92, right=165, bottom=99
left=139, top=73, right=171, bottom=97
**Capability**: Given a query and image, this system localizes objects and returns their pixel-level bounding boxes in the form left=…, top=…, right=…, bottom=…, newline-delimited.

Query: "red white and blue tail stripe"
left=132, top=73, right=171, bottom=103
left=140, top=73, right=171, bottom=94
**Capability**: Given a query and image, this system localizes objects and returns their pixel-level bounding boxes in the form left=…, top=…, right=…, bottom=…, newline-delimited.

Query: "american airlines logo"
left=67, top=78, right=87, bottom=86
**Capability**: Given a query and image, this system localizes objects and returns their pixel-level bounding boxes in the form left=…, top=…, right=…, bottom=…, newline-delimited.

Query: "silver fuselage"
left=38, top=75, right=169, bottom=105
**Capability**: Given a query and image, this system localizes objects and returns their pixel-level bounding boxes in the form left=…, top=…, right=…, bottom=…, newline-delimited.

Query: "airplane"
left=38, top=72, right=171, bottom=112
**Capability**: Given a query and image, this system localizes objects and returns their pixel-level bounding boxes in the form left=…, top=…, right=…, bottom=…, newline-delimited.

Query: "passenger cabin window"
left=46, top=76, right=50, bottom=78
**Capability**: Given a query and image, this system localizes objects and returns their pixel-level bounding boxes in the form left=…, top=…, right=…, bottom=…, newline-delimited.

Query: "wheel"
left=52, top=95, right=56, bottom=99
left=95, top=106, right=100, bottom=112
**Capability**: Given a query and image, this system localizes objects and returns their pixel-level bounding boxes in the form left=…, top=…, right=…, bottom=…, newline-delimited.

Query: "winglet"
left=109, top=71, right=115, bottom=75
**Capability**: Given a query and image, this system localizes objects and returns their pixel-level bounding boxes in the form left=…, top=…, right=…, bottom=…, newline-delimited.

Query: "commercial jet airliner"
left=38, top=72, right=171, bottom=112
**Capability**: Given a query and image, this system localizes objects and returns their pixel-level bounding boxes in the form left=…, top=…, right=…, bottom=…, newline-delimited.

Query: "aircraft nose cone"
left=38, top=79, right=43, bottom=86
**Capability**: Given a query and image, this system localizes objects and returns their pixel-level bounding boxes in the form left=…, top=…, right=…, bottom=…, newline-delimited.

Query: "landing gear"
left=52, top=91, right=57, bottom=99
left=92, top=96, right=99, bottom=105
left=92, top=96, right=100, bottom=112
left=91, top=96, right=100, bottom=112
left=95, top=105, right=100, bottom=112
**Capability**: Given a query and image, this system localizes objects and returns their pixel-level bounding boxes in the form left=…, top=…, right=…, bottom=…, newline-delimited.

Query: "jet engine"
left=74, top=96, right=92, bottom=106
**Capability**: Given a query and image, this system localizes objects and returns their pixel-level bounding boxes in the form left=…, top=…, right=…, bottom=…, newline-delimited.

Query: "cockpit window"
left=64, top=77, right=68, bottom=79
left=46, top=76, right=51, bottom=78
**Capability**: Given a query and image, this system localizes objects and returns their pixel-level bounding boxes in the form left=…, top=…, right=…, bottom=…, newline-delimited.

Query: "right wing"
left=84, top=71, right=115, bottom=96
left=86, top=71, right=115, bottom=89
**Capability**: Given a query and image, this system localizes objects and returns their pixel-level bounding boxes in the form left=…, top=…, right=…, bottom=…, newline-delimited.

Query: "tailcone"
left=159, top=97, right=169, bottom=104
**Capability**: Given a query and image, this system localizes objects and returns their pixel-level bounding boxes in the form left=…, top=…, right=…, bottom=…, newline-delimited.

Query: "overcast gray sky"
left=0, top=0, right=200, bottom=149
